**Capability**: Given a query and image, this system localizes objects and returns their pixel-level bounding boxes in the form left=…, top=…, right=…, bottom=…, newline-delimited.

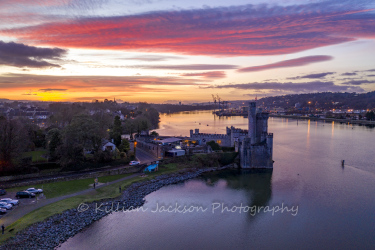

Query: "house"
left=158, top=137, right=182, bottom=146
left=165, top=149, right=185, bottom=157
left=102, top=142, right=116, bottom=152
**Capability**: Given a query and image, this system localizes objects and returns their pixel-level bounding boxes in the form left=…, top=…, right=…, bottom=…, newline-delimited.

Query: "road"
left=135, top=147, right=158, bottom=164
left=0, top=145, right=159, bottom=230
left=0, top=173, right=140, bottom=231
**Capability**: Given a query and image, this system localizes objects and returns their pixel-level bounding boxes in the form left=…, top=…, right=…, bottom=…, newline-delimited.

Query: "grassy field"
left=7, top=173, right=134, bottom=199
left=0, top=163, right=182, bottom=245
left=22, top=150, right=48, bottom=163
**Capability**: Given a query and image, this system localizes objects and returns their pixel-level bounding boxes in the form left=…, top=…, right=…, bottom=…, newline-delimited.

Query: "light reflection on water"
left=60, top=111, right=375, bottom=250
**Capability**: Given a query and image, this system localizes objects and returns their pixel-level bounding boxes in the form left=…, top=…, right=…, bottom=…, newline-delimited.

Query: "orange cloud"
left=180, top=71, right=226, bottom=79
left=2, top=4, right=375, bottom=56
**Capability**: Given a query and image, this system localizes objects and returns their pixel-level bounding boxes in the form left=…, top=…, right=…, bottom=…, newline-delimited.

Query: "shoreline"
left=0, top=164, right=236, bottom=249
left=269, top=114, right=375, bottom=125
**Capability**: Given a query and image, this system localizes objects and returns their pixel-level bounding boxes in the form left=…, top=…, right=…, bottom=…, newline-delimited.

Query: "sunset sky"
left=1, top=0, right=375, bottom=103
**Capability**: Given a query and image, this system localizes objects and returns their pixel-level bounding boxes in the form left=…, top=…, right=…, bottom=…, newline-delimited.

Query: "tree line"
left=0, top=102, right=160, bottom=175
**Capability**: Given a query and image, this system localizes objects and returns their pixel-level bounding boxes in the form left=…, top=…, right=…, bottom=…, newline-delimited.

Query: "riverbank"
left=269, top=114, right=375, bottom=125
left=0, top=163, right=237, bottom=249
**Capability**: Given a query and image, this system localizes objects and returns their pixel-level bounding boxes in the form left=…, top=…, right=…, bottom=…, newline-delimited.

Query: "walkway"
left=0, top=173, right=140, bottom=229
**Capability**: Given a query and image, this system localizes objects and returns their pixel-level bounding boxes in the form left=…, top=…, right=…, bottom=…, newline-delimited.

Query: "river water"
left=60, top=111, right=375, bottom=250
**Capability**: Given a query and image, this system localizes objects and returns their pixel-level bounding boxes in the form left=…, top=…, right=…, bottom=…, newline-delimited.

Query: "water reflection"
left=200, top=169, right=273, bottom=220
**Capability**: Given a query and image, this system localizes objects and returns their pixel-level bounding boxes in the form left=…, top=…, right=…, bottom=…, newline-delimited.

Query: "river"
left=60, top=111, right=375, bottom=250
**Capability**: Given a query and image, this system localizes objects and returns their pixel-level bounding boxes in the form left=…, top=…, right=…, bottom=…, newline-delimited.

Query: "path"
left=0, top=173, right=140, bottom=229
left=0, top=144, right=158, bottom=228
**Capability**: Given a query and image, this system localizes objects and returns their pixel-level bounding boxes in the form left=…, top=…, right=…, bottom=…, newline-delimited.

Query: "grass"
left=22, top=150, right=48, bottom=163
left=0, top=163, right=183, bottom=245
left=0, top=154, right=235, bottom=245
left=6, top=173, right=133, bottom=199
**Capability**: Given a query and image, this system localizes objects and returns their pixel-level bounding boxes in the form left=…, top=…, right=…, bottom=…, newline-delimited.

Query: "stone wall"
left=190, top=129, right=232, bottom=147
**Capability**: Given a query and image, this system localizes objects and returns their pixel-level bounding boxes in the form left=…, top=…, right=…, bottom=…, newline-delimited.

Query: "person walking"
left=1, top=224, right=4, bottom=235
left=93, top=182, right=96, bottom=189
left=119, top=185, right=121, bottom=193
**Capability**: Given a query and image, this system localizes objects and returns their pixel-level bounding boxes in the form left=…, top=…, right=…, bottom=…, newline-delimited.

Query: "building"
left=189, top=101, right=273, bottom=169
left=238, top=102, right=273, bottom=169
left=189, top=126, right=248, bottom=147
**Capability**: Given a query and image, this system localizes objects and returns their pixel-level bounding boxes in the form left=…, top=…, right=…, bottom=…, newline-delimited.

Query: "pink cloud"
left=1, top=3, right=375, bottom=56
left=238, top=55, right=333, bottom=72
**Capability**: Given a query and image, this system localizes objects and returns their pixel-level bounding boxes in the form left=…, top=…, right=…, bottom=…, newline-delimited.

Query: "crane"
left=216, top=94, right=221, bottom=109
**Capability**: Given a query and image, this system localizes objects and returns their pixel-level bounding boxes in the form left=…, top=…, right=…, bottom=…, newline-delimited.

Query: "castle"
left=190, top=101, right=273, bottom=168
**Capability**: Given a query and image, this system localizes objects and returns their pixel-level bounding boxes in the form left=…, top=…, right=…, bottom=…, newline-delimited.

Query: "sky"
left=0, top=0, right=375, bottom=103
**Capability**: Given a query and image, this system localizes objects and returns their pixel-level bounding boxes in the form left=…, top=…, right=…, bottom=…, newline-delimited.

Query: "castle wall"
left=240, top=138, right=273, bottom=169
left=190, top=129, right=232, bottom=147
left=189, top=101, right=273, bottom=169
left=248, top=102, right=257, bottom=144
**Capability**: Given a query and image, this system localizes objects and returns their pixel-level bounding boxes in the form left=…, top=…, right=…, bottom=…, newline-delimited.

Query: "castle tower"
left=248, top=102, right=257, bottom=144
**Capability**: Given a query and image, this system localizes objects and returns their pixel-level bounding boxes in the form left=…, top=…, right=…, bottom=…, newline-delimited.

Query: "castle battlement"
left=188, top=101, right=273, bottom=168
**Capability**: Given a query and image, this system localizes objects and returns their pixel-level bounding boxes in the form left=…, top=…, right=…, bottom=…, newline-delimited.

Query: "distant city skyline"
left=1, top=0, right=375, bottom=103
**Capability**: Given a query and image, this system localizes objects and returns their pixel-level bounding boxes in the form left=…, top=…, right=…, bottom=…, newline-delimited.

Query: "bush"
left=120, top=152, right=126, bottom=159
left=94, top=150, right=113, bottom=163
left=221, top=146, right=235, bottom=152
left=206, top=141, right=221, bottom=151
left=219, top=152, right=238, bottom=165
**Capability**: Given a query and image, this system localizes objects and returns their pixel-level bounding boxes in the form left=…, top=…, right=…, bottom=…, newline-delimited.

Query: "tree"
left=119, top=139, right=130, bottom=153
left=110, top=115, right=122, bottom=147
left=59, top=115, right=107, bottom=169
left=46, top=128, right=62, bottom=161
left=150, top=131, right=159, bottom=137
left=365, top=111, right=375, bottom=121
left=207, top=140, right=221, bottom=151
left=134, top=116, right=151, bottom=136
left=0, top=117, right=26, bottom=170
left=123, top=119, right=135, bottom=139
left=63, top=115, right=105, bottom=153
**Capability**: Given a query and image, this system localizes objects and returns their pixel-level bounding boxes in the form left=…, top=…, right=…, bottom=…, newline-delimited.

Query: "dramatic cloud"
left=2, top=2, right=375, bottom=56
left=341, top=72, right=357, bottom=76
left=203, top=81, right=364, bottom=93
left=238, top=56, right=333, bottom=73
left=137, top=64, right=238, bottom=70
left=121, top=55, right=185, bottom=62
left=0, top=73, right=209, bottom=93
left=341, top=80, right=375, bottom=85
left=39, top=88, right=68, bottom=92
left=288, top=72, right=335, bottom=80
left=0, top=41, right=66, bottom=68
left=180, top=71, right=226, bottom=79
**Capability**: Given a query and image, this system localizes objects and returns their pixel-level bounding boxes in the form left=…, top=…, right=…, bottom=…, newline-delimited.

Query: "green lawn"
left=7, top=173, right=133, bottom=199
left=22, top=150, right=48, bottom=163
left=0, top=163, right=182, bottom=245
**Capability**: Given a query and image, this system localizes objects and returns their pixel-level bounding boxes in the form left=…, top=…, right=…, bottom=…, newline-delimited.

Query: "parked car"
left=16, top=191, right=35, bottom=198
left=129, top=161, right=140, bottom=166
left=25, top=188, right=43, bottom=194
left=0, top=189, right=6, bottom=196
left=0, top=202, right=12, bottom=210
left=0, top=208, right=7, bottom=215
left=1, top=198, right=19, bottom=206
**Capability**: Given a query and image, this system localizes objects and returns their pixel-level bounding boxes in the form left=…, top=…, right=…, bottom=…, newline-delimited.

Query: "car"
left=25, top=188, right=43, bottom=194
left=0, top=189, right=6, bottom=196
left=16, top=191, right=35, bottom=198
left=129, top=161, right=140, bottom=166
left=0, top=208, right=7, bottom=215
left=1, top=198, right=19, bottom=206
left=0, top=202, right=12, bottom=210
